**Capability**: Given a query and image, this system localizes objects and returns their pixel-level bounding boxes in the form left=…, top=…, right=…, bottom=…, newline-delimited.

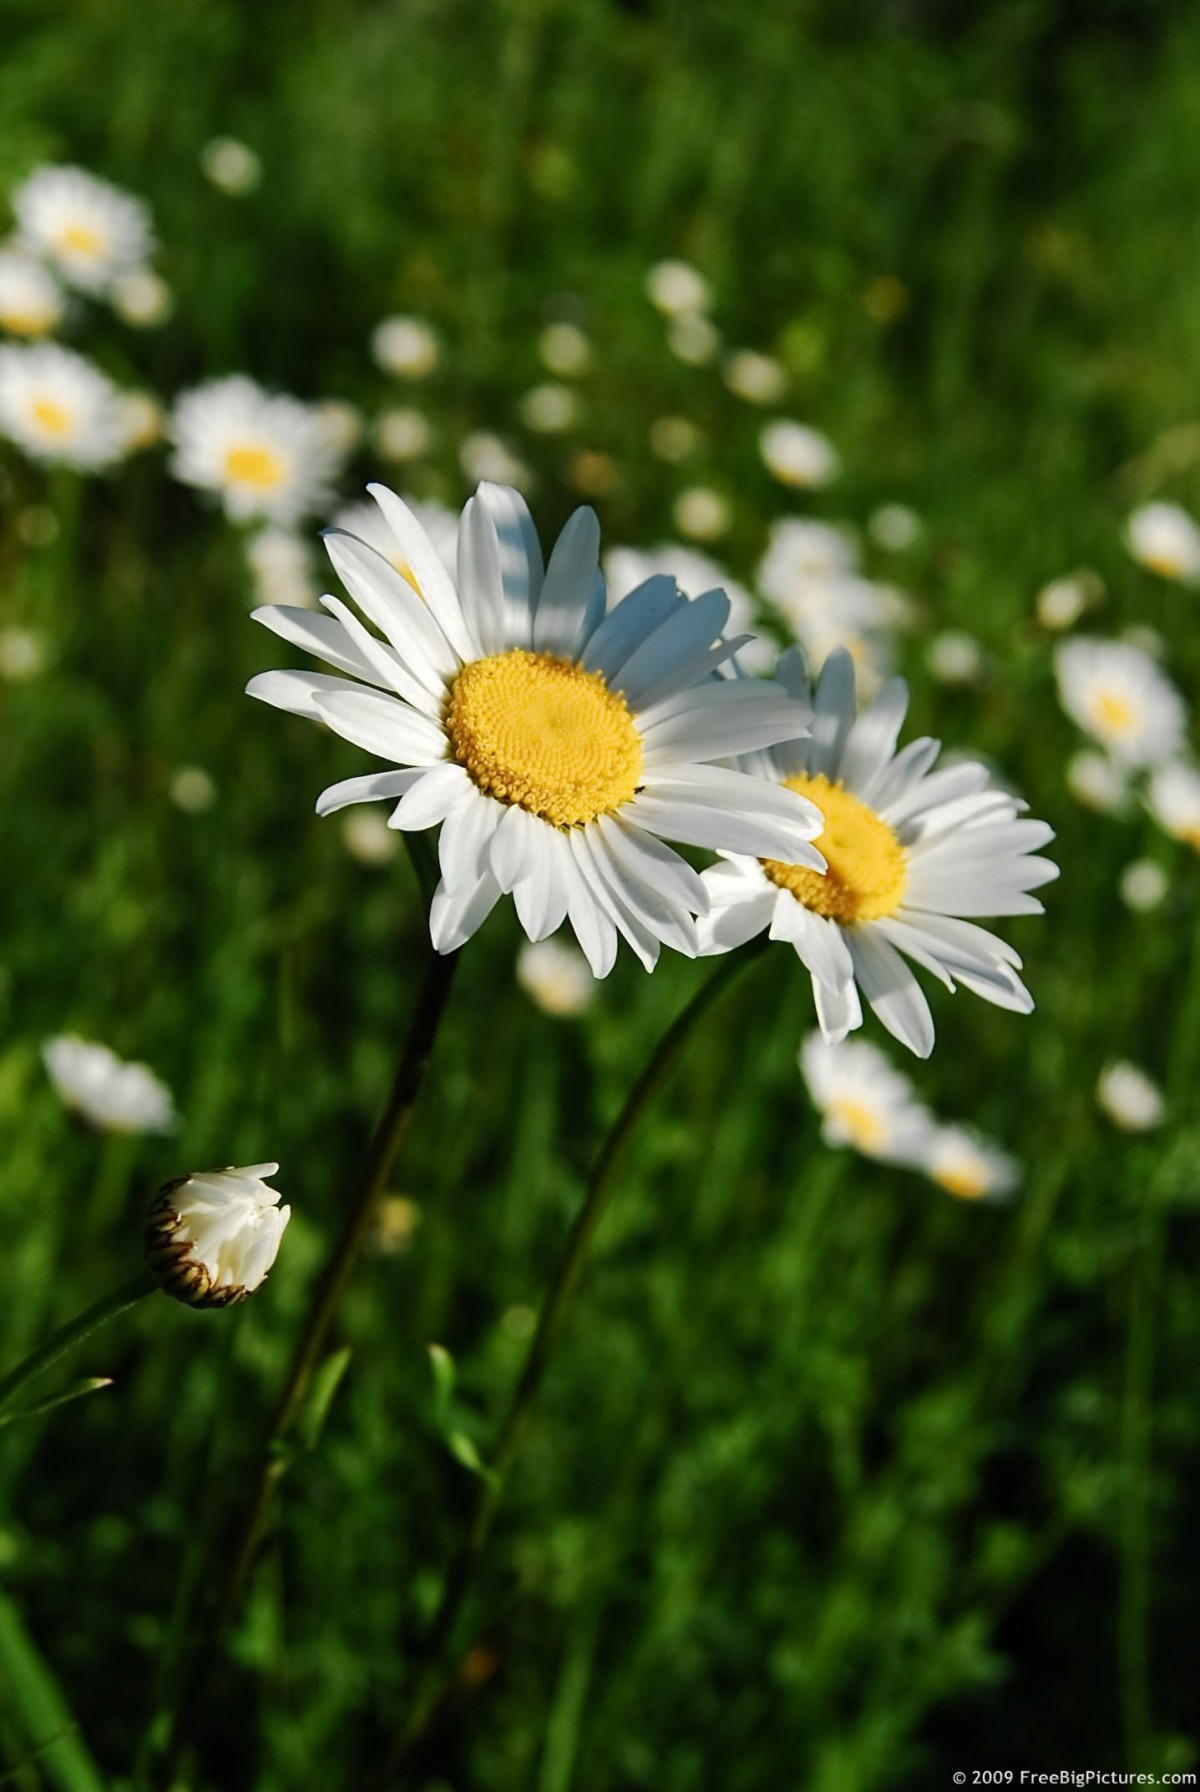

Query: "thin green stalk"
left=0, top=1268, right=156, bottom=1423
left=393, top=941, right=766, bottom=1765
left=155, top=945, right=457, bottom=1786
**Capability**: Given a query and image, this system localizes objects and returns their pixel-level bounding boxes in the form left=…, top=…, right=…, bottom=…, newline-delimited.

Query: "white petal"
left=247, top=668, right=361, bottom=722
left=808, top=649, right=857, bottom=779
left=607, top=588, right=730, bottom=707
left=533, top=506, right=601, bottom=656
left=438, top=786, right=502, bottom=889
left=429, top=870, right=503, bottom=953
left=813, top=972, right=863, bottom=1045
left=582, top=576, right=682, bottom=680
left=311, top=687, right=447, bottom=766
left=457, top=492, right=509, bottom=655
left=388, top=762, right=474, bottom=830
left=251, top=603, right=392, bottom=689
left=769, top=896, right=855, bottom=992
left=322, top=530, right=458, bottom=693
left=838, top=677, right=909, bottom=791
left=848, top=930, right=935, bottom=1058
left=315, top=769, right=424, bottom=816
left=367, top=482, right=478, bottom=661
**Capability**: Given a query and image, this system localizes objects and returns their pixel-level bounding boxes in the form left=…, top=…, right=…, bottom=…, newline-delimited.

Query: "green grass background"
left=1, top=0, right=1199, bottom=1786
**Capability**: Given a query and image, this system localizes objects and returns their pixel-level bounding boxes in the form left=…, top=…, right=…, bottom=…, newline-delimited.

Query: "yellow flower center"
left=1141, top=551, right=1182, bottom=578
left=934, top=1163, right=988, bottom=1200
left=1, top=306, right=53, bottom=336
left=829, top=1097, right=885, bottom=1153
left=1094, top=691, right=1134, bottom=735
left=1176, top=824, right=1200, bottom=853
left=31, top=397, right=72, bottom=437
left=444, top=648, right=642, bottom=828
left=763, top=772, right=907, bottom=924
left=58, top=222, right=104, bottom=259
left=224, top=444, right=284, bottom=491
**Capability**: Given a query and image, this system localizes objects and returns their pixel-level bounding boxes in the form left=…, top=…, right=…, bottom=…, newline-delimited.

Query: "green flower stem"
left=394, top=940, right=767, bottom=1764
left=0, top=1268, right=157, bottom=1424
left=157, top=944, right=458, bottom=1786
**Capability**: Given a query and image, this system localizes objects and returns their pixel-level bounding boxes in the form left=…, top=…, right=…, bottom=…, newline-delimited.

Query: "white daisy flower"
left=0, top=341, right=126, bottom=469
left=672, top=486, right=730, bottom=542
left=1066, top=748, right=1129, bottom=814
left=247, top=482, right=823, bottom=974
left=605, top=544, right=774, bottom=675
left=759, top=419, right=840, bottom=489
left=12, top=165, right=153, bottom=295
left=42, top=1035, right=177, bottom=1133
left=170, top=376, right=344, bottom=525
left=1126, top=501, right=1200, bottom=584
left=798, top=1033, right=931, bottom=1161
left=0, top=250, right=64, bottom=337
left=371, top=315, right=440, bottom=380
left=1119, top=859, right=1168, bottom=913
left=698, top=647, right=1058, bottom=1057
left=1096, top=1060, right=1165, bottom=1132
left=1036, top=572, right=1095, bottom=631
left=538, top=323, right=591, bottom=378
left=723, top=350, right=788, bottom=405
left=916, top=1124, right=1020, bottom=1202
left=1054, top=637, right=1186, bottom=768
left=758, top=517, right=859, bottom=594
left=517, top=936, right=596, bottom=1017
left=868, top=504, right=920, bottom=551
left=111, top=267, right=171, bottom=327
left=145, top=1164, right=289, bottom=1307
left=200, top=137, right=262, bottom=195
left=645, top=259, right=710, bottom=317
left=1146, top=759, right=1200, bottom=850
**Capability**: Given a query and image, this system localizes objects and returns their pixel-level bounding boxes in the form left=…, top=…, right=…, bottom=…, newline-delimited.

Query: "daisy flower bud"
left=145, top=1164, right=290, bottom=1308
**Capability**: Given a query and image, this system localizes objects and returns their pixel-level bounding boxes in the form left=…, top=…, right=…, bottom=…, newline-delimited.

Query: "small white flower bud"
left=145, top=1164, right=290, bottom=1308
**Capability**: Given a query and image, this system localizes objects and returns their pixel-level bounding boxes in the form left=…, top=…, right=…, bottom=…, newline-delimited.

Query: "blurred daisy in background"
left=341, top=806, right=400, bottom=866
left=723, top=349, right=788, bottom=405
left=1054, top=637, right=1186, bottom=768
left=758, top=517, right=908, bottom=695
left=869, top=503, right=921, bottom=551
left=798, top=1032, right=931, bottom=1161
left=538, top=322, right=591, bottom=378
left=459, top=431, right=531, bottom=489
left=1036, top=571, right=1100, bottom=631
left=699, top=647, right=1057, bottom=1057
left=111, top=266, right=171, bottom=328
left=0, top=249, right=64, bottom=337
left=648, top=415, right=701, bottom=462
left=1096, top=1060, right=1165, bottom=1132
left=0, top=627, right=47, bottom=682
left=169, top=766, right=217, bottom=815
left=115, top=391, right=164, bottom=454
left=1125, top=500, right=1200, bottom=584
left=519, top=383, right=580, bottom=434
left=12, top=164, right=154, bottom=295
left=42, top=1035, right=177, bottom=1133
left=917, top=1123, right=1020, bottom=1201
left=645, top=258, right=710, bottom=317
left=247, top=481, right=822, bottom=974
left=375, top=405, right=431, bottom=462
left=246, top=527, right=320, bottom=611
left=517, top=936, right=597, bottom=1016
left=1146, top=759, right=1200, bottom=850
left=333, top=496, right=458, bottom=583
left=605, top=542, right=775, bottom=674
left=371, top=315, right=440, bottom=380
left=666, top=312, right=720, bottom=366
left=926, top=630, right=985, bottom=687
left=672, top=485, right=730, bottom=542
left=759, top=419, right=840, bottom=488
left=199, top=137, right=262, bottom=196
left=1119, top=859, right=1168, bottom=912
left=314, top=398, right=364, bottom=457
left=0, top=341, right=127, bottom=469
left=170, top=376, right=345, bottom=524
left=1066, top=749, right=1130, bottom=815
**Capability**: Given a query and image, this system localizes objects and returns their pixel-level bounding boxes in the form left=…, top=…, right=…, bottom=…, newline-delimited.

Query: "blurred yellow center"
left=763, top=773, right=906, bottom=924
left=31, top=397, right=71, bottom=436
left=1142, top=551, right=1181, bottom=578
left=1095, top=691, right=1134, bottom=735
left=1, top=307, right=51, bottom=336
left=59, top=222, right=104, bottom=258
left=224, top=444, right=284, bottom=491
left=830, top=1098, right=885, bottom=1152
left=934, top=1164, right=988, bottom=1200
left=445, top=649, right=642, bottom=828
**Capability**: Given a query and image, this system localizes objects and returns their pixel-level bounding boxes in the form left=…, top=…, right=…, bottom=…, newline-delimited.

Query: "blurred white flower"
left=459, top=431, right=530, bottom=488
left=371, top=315, right=440, bottom=380
left=648, top=415, right=700, bottom=462
left=200, top=138, right=262, bottom=195
left=170, top=376, right=345, bottom=524
left=169, top=766, right=217, bottom=814
left=1126, top=501, right=1200, bottom=584
left=43, top=1035, right=177, bottom=1133
left=1036, top=573, right=1093, bottom=631
left=666, top=312, right=720, bottom=366
left=111, top=267, right=171, bottom=327
left=333, top=496, right=458, bottom=584
left=605, top=542, right=774, bottom=674
left=538, top=322, right=591, bottom=378
left=759, top=517, right=858, bottom=592
left=0, top=342, right=126, bottom=469
left=12, top=165, right=153, bottom=295
left=758, top=520, right=906, bottom=696
left=926, top=631, right=985, bottom=686
left=918, top=1124, right=1020, bottom=1201
left=869, top=503, right=920, bottom=551
left=566, top=449, right=618, bottom=498
left=759, top=419, right=840, bottom=488
left=517, top=936, right=596, bottom=1017
left=115, top=391, right=164, bottom=454
left=0, top=626, right=47, bottom=681
left=1119, top=859, right=1168, bottom=912
left=145, top=1164, right=289, bottom=1307
left=798, top=1033, right=931, bottom=1161
left=1055, top=637, right=1185, bottom=768
left=342, top=806, right=400, bottom=865
left=1096, top=1061, right=1165, bottom=1132
left=1066, top=749, right=1129, bottom=814
left=246, top=526, right=320, bottom=610
left=723, top=350, right=787, bottom=405
left=375, top=406, right=431, bottom=462
left=519, top=382, right=579, bottom=434
left=1146, top=759, right=1200, bottom=850
left=645, top=259, right=710, bottom=317
left=672, top=486, right=730, bottom=542
left=314, top=398, right=364, bottom=456
left=0, top=250, right=63, bottom=337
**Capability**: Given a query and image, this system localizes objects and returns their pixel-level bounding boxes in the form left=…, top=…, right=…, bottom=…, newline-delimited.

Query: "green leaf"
left=0, top=1589, right=108, bottom=1792
left=295, top=1347, right=353, bottom=1455
left=0, top=1378, right=113, bottom=1431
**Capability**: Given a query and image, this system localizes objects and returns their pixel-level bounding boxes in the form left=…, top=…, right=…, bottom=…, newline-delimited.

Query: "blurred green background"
left=2, top=1, right=1200, bottom=1787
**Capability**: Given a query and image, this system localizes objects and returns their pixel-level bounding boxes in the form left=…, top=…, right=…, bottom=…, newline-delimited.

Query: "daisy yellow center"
left=1094, top=691, right=1134, bottom=735
left=224, top=444, right=284, bottom=491
left=763, top=772, right=907, bottom=924
left=829, top=1097, right=885, bottom=1153
left=934, top=1163, right=988, bottom=1200
left=58, top=222, right=104, bottom=258
left=1141, top=551, right=1182, bottom=578
left=445, top=648, right=642, bottom=828
left=1, top=306, right=52, bottom=336
left=31, top=397, right=72, bottom=437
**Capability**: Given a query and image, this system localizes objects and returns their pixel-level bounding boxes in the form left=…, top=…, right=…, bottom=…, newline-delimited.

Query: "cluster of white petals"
left=145, top=1165, right=290, bottom=1307
left=12, top=165, right=154, bottom=296
left=170, top=376, right=347, bottom=525
left=0, top=341, right=128, bottom=469
left=42, top=1035, right=177, bottom=1134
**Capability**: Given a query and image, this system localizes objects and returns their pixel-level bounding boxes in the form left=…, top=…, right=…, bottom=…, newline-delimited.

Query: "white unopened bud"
left=145, top=1164, right=290, bottom=1308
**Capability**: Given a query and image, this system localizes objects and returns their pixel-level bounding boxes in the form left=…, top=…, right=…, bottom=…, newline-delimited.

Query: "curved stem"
left=157, top=945, right=458, bottom=1785
left=394, top=941, right=766, bottom=1763
left=0, top=1268, right=156, bottom=1423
